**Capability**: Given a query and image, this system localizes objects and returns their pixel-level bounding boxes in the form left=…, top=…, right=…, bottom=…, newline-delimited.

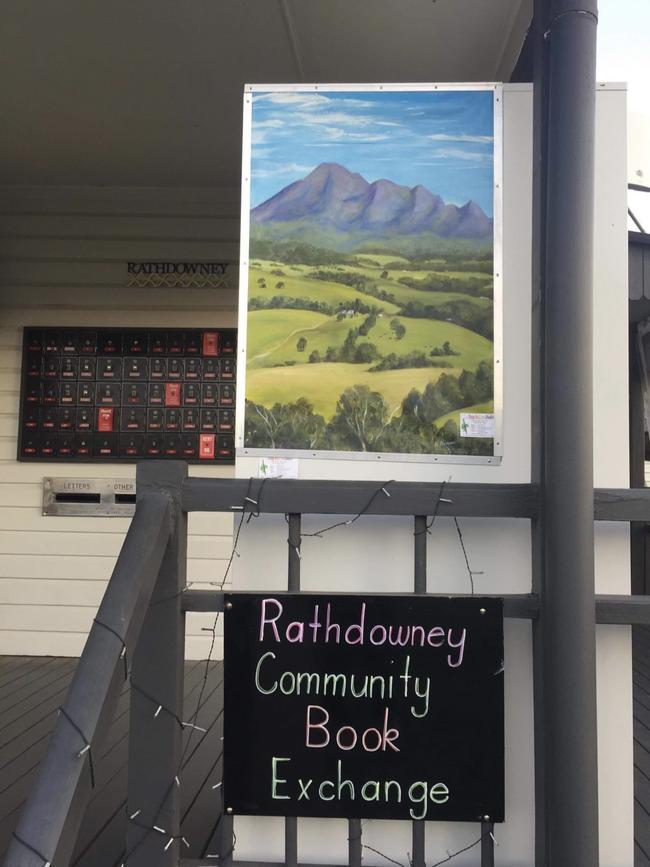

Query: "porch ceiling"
left=0, top=0, right=531, bottom=189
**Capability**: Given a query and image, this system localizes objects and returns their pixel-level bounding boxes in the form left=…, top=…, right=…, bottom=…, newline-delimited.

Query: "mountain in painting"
left=251, top=163, right=492, bottom=240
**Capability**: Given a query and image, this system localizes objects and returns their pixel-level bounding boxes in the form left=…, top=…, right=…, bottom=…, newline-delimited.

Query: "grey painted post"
left=481, top=821, right=495, bottom=867
left=412, top=516, right=426, bottom=867
left=541, top=1, right=599, bottom=864
left=286, top=514, right=300, bottom=867
left=530, top=0, right=551, bottom=862
left=127, top=462, right=188, bottom=866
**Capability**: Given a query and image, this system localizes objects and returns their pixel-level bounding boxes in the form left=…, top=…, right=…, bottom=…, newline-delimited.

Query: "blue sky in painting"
left=250, top=90, right=495, bottom=216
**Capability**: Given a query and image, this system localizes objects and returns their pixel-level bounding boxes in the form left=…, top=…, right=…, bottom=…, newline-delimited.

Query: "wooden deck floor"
left=2, top=645, right=650, bottom=864
left=0, top=656, right=224, bottom=865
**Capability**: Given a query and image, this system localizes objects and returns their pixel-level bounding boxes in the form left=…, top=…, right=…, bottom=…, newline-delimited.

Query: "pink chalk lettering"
left=259, top=598, right=283, bottom=642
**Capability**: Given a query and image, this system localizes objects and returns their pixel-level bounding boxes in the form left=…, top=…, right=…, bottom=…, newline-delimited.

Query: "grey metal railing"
left=4, top=462, right=650, bottom=867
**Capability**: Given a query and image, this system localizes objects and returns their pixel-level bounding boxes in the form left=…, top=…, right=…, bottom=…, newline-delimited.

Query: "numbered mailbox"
left=97, top=331, right=122, bottom=354
left=43, top=357, right=60, bottom=379
left=97, top=406, right=117, bottom=433
left=185, top=357, right=201, bottom=380
left=77, top=382, right=94, bottom=405
left=40, top=434, right=57, bottom=457
left=202, top=358, right=219, bottom=380
left=21, top=433, right=40, bottom=457
left=202, top=331, right=219, bottom=357
left=150, top=357, right=167, bottom=379
left=97, top=357, right=122, bottom=380
left=164, top=408, right=181, bottom=431
left=79, top=332, right=98, bottom=354
left=165, top=382, right=181, bottom=407
left=150, top=333, right=166, bottom=354
left=26, top=330, right=43, bottom=353
left=217, top=434, right=235, bottom=459
left=183, top=383, right=199, bottom=406
left=44, top=332, right=61, bottom=354
left=121, top=408, right=144, bottom=432
left=182, top=408, right=199, bottom=431
left=23, top=406, right=39, bottom=429
left=95, top=434, right=118, bottom=458
left=167, top=358, right=183, bottom=380
left=120, top=433, right=144, bottom=457
left=59, top=382, right=76, bottom=405
left=219, top=332, right=237, bottom=355
left=199, top=432, right=215, bottom=460
left=145, top=408, right=164, bottom=431
left=124, top=357, right=148, bottom=380
left=201, top=383, right=218, bottom=406
left=58, top=407, right=75, bottom=430
left=95, top=383, right=121, bottom=406
left=201, top=409, right=218, bottom=432
left=149, top=382, right=165, bottom=405
left=220, top=384, right=235, bottom=407
left=24, top=383, right=41, bottom=403
left=126, top=331, right=148, bottom=354
left=181, top=434, right=198, bottom=458
left=185, top=331, right=201, bottom=355
left=76, top=407, right=94, bottom=431
left=145, top=433, right=163, bottom=456
left=167, top=331, right=185, bottom=354
left=75, top=433, right=92, bottom=456
left=40, top=407, right=57, bottom=431
left=60, top=357, right=78, bottom=379
left=25, top=356, right=42, bottom=378
left=220, top=358, right=235, bottom=380
left=43, top=383, right=60, bottom=405
left=61, top=331, right=79, bottom=354
left=218, top=409, right=235, bottom=432
left=123, top=383, right=148, bottom=406
left=164, top=434, right=182, bottom=456
left=58, top=434, right=74, bottom=457
left=79, top=357, right=96, bottom=379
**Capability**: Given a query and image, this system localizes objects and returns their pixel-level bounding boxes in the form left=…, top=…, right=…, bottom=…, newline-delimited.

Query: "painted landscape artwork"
left=243, top=89, right=497, bottom=458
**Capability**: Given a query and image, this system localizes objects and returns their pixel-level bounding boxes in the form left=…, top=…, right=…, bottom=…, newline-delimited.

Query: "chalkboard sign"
left=224, top=593, right=504, bottom=822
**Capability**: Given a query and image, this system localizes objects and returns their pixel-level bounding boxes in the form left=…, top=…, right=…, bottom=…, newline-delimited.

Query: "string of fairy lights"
left=11, top=477, right=494, bottom=867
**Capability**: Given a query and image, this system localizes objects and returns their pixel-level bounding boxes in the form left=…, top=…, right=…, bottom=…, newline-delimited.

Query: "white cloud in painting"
left=256, top=93, right=331, bottom=107
left=433, top=148, right=492, bottom=162
left=428, top=133, right=493, bottom=143
left=253, top=162, right=315, bottom=178
left=293, top=111, right=384, bottom=128
left=255, top=119, right=285, bottom=129
left=320, top=127, right=390, bottom=143
left=255, top=92, right=375, bottom=109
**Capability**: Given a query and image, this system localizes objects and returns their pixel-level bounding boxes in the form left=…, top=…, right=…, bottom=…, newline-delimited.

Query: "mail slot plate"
left=43, top=477, right=136, bottom=517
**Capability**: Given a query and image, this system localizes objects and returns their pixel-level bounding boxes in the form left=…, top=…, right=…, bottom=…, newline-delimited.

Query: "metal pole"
left=286, top=514, right=300, bottom=867
left=541, top=1, right=599, bottom=864
left=412, top=516, right=427, bottom=867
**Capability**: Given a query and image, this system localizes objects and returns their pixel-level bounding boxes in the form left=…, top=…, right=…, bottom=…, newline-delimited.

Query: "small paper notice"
left=258, top=457, right=299, bottom=479
left=460, top=413, right=495, bottom=438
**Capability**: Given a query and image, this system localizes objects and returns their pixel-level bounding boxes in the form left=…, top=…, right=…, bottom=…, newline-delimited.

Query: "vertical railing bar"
left=348, top=818, right=362, bottom=867
left=481, top=821, right=495, bottom=867
left=286, top=513, right=301, bottom=867
left=412, top=515, right=427, bottom=867
left=219, top=814, right=235, bottom=867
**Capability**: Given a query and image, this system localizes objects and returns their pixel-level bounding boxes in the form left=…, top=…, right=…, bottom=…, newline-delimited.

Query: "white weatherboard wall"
left=0, top=187, right=239, bottom=659
left=233, top=86, right=632, bottom=866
